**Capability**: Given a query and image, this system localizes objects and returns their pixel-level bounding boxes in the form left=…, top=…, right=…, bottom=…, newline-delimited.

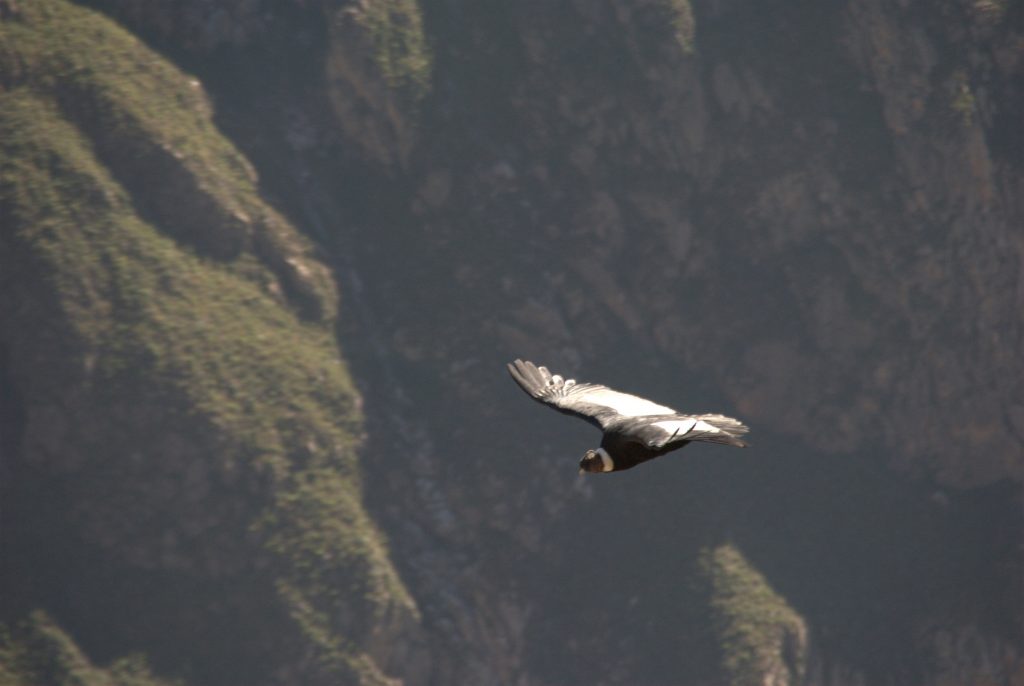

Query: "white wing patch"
left=652, top=418, right=698, bottom=437
left=693, top=420, right=721, bottom=434
left=580, top=388, right=676, bottom=417
left=652, top=418, right=722, bottom=438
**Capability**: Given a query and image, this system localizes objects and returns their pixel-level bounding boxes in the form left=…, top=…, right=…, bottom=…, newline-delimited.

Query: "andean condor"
left=507, top=359, right=749, bottom=473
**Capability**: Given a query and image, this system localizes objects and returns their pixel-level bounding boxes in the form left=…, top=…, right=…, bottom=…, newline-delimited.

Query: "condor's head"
left=579, top=448, right=614, bottom=474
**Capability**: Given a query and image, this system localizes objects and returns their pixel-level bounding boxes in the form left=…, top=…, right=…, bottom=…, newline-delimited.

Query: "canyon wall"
left=1, top=1, right=1020, bottom=684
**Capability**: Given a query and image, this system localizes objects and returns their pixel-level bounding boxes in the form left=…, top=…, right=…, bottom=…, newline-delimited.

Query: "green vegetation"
left=0, top=0, right=337, bottom=317
left=324, top=0, right=432, bottom=166
left=0, top=1, right=416, bottom=683
left=701, top=544, right=807, bottom=686
left=0, top=87, right=355, bottom=480
left=361, top=0, right=433, bottom=103
left=264, top=467, right=418, bottom=684
left=0, top=0, right=252, bottom=221
left=950, top=68, right=976, bottom=127
left=0, top=612, right=172, bottom=686
left=663, top=0, right=696, bottom=54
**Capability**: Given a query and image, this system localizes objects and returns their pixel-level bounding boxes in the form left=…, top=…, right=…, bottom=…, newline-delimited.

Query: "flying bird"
left=507, top=359, right=749, bottom=473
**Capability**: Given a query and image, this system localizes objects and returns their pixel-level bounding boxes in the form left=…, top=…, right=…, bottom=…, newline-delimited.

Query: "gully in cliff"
left=508, top=359, right=749, bottom=473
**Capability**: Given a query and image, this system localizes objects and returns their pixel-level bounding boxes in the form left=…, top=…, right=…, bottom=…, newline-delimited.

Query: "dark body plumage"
left=507, top=359, right=749, bottom=473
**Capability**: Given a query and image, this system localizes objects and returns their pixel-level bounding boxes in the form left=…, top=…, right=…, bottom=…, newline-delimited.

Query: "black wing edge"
left=507, top=359, right=605, bottom=429
left=506, top=359, right=551, bottom=399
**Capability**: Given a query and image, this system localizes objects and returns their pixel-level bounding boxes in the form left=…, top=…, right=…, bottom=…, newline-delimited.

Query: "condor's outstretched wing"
left=507, top=359, right=677, bottom=430
left=624, top=414, right=750, bottom=449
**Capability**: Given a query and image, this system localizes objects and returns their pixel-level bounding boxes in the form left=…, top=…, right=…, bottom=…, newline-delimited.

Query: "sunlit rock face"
left=1, top=0, right=1021, bottom=685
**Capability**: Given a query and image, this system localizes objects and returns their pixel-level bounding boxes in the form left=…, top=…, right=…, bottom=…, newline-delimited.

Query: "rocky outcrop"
left=702, top=545, right=808, bottom=686
left=0, top=611, right=172, bottom=686
left=325, top=0, right=432, bottom=168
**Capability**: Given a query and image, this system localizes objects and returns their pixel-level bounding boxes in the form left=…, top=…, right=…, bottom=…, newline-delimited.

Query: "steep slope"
left=0, top=611, right=172, bottom=686
left=0, top=2, right=422, bottom=685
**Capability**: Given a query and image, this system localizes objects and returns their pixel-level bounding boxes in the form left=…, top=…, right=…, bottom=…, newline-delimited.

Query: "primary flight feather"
left=507, top=359, right=749, bottom=473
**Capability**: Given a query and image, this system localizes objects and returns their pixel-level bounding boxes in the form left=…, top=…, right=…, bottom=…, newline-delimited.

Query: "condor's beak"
left=579, top=467, right=585, bottom=475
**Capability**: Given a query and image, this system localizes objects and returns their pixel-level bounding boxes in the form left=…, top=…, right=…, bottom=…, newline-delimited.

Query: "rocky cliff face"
left=1, top=1, right=1021, bottom=685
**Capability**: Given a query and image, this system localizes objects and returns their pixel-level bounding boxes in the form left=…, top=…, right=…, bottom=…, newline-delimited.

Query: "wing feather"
left=627, top=413, right=749, bottom=449
left=507, top=359, right=676, bottom=430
